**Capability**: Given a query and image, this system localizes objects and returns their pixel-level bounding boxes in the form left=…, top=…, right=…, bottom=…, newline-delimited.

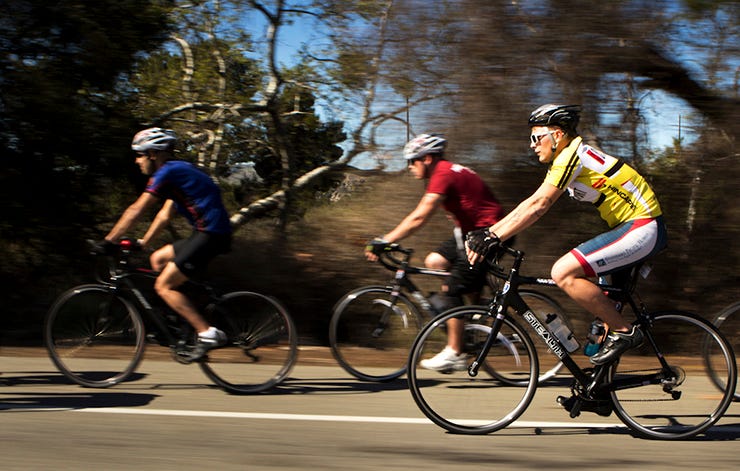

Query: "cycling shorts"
left=434, top=235, right=488, bottom=297
left=571, top=216, right=667, bottom=278
left=173, top=231, right=232, bottom=278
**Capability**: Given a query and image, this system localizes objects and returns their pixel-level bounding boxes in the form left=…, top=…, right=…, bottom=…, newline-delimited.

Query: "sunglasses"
left=530, top=132, right=550, bottom=145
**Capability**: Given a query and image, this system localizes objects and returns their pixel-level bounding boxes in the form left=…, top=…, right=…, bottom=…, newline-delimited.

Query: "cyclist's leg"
left=149, top=243, right=175, bottom=272
left=553, top=217, right=667, bottom=365
left=154, top=231, right=230, bottom=335
left=424, top=234, right=492, bottom=364
left=551, top=254, right=630, bottom=330
left=420, top=236, right=467, bottom=369
left=552, top=217, right=666, bottom=330
left=155, top=262, right=209, bottom=332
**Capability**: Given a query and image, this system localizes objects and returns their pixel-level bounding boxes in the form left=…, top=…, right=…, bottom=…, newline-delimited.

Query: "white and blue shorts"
left=571, top=216, right=667, bottom=278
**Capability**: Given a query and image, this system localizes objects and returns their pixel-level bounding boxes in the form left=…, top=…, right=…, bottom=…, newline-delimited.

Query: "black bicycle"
left=44, top=239, right=298, bottom=394
left=329, top=243, right=570, bottom=383
left=705, top=300, right=740, bottom=401
left=408, top=245, right=737, bottom=440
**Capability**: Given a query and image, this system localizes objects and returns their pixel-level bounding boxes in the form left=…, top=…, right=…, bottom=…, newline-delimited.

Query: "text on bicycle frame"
left=522, top=310, right=566, bottom=359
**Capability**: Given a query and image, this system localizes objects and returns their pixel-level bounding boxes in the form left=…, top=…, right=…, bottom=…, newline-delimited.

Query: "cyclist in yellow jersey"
left=466, top=104, right=667, bottom=365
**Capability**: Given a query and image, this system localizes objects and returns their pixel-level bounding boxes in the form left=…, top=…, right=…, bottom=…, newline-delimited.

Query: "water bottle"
left=545, top=313, right=579, bottom=353
left=583, top=318, right=607, bottom=357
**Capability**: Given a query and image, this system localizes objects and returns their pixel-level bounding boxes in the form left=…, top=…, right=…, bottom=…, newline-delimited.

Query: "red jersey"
left=426, top=160, right=504, bottom=233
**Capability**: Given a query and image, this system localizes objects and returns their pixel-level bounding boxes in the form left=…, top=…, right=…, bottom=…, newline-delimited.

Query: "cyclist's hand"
left=365, top=237, right=390, bottom=261
left=90, top=239, right=118, bottom=256
left=465, top=228, right=500, bottom=264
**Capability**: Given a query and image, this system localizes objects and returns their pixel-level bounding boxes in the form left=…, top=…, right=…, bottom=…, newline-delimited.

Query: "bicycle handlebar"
left=371, top=241, right=523, bottom=279
left=87, top=238, right=144, bottom=283
left=374, top=243, right=414, bottom=271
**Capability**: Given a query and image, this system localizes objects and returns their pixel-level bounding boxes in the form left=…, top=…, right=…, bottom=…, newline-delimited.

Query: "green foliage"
left=0, top=0, right=176, bottom=241
left=131, top=41, right=262, bottom=118
left=0, top=0, right=177, bottom=340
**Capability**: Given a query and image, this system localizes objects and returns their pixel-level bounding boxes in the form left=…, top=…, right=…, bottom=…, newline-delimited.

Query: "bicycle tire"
left=608, top=310, right=737, bottom=440
left=329, top=285, right=423, bottom=382
left=199, top=291, right=298, bottom=394
left=705, top=301, right=740, bottom=401
left=484, top=289, right=567, bottom=386
left=408, top=307, right=539, bottom=435
left=44, top=284, right=146, bottom=388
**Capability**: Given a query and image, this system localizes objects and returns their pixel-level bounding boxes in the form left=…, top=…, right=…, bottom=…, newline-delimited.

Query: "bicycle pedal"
left=557, top=395, right=612, bottom=418
left=557, top=395, right=581, bottom=418
left=173, top=347, right=208, bottom=364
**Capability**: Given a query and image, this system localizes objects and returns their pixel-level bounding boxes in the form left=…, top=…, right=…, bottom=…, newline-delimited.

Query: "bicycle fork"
left=468, top=310, right=505, bottom=377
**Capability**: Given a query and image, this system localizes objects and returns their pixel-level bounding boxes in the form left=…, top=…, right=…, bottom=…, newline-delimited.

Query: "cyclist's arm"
left=139, top=199, right=176, bottom=248
left=467, top=182, right=563, bottom=264
left=382, top=192, right=444, bottom=243
left=104, top=192, right=160, bottom=243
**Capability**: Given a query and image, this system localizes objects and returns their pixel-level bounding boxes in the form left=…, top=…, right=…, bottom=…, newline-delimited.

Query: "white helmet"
left=131, top=127, right=177, bottom=152
left=403, top=133, right=447, bottom=160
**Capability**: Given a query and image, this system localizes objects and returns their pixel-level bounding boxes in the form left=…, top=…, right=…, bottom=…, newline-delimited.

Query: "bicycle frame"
left=94, top=244, right=209, bottom=352
left=377, top=247, right=451, bottom=319
left=469, top=245, right=677, bottom=399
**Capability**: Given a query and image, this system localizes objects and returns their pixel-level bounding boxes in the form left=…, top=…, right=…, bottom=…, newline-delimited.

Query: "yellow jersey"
left=544, top=137, right=662, bottom=227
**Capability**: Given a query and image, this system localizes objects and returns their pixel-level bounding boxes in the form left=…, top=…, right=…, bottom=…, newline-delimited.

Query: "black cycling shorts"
left=433, top=236, right=489, bottom=297
left=173, top=231, right=232, bottom=278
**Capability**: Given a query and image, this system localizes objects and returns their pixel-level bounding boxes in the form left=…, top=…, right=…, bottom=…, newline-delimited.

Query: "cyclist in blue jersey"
left=99, top=127, right=232, bottom=360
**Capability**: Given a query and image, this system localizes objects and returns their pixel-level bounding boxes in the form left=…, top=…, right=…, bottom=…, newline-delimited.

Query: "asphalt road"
left=1, top=348, right=739, bottom=471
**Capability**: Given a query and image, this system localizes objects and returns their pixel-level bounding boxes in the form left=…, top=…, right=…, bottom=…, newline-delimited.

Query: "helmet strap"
left=548, top=129, right=559, bottom=155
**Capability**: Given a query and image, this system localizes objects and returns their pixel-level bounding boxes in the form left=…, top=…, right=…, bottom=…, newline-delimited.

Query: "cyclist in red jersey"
left=466, top=105, right=667, bottom=366
left=366, top=133, right=507, bottom=371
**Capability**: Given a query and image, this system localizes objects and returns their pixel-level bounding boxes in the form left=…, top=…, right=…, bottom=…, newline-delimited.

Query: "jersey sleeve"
left=543, top=138, right=582, bottom=190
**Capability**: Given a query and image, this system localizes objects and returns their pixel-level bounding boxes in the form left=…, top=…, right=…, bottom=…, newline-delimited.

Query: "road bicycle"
left=705, top=300, right=740, bottom=401
left=44, top=239, right=298, bottom=394
left=329, top=243, right=571, bottom=383
left=408, top=245, right=737, bottom=440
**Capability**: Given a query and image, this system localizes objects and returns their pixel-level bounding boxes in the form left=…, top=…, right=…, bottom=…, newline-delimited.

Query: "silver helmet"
left=403, top=133, right=447, bottom=160
left=131, top=127, right=177, bottom=152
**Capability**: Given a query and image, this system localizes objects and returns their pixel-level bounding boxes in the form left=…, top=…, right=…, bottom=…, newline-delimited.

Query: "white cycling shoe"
left=419, top=346, right=467, bottom=372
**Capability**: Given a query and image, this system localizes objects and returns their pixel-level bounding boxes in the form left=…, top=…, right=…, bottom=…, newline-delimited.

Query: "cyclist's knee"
left=425, top=251, right=450, bottom=270
left=551, top=253, right=583, bottom=288
left=150, top=245, right=174, bottom=272
left=154, top=263, right=187, bottom=296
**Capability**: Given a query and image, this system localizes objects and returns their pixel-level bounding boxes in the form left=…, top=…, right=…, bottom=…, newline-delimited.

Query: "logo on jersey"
left=605, top=183, right=637, bottom=210
left=450, top=163, right=473, bottom=174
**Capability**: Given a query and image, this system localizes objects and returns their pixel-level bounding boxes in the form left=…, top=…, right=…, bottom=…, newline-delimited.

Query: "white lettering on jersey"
left=450, top=163, right=473, bottom=174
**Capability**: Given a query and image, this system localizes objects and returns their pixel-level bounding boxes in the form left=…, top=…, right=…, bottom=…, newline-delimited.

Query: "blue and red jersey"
left=146, top=160, right=232, bottom=235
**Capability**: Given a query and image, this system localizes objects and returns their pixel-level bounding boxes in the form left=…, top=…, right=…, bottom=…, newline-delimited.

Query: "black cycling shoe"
left=557, top=395, right=613, bottom=418
left=589, top=326, right=643, bottom=365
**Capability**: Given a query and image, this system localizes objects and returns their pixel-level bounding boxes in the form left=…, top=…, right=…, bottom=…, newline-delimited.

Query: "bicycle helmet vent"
left=131, top=127, right=178, bottom=152
left=528, top=104, right=580, bottom=133
left=403, top=133, right=447, bottom=160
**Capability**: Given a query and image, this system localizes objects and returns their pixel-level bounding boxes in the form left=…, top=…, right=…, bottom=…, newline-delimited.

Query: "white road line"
left=74, top=407, right=625, bottom=429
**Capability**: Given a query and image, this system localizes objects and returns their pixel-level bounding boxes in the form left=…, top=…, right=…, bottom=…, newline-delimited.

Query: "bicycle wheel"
left=706, top=301, right=740, bottom=401
left=44, top=284, right=146, bottom=388
left=329, top=286, right=423, bottom=382
left=408, top=307, right=539, bottom=434
left=485, top=289, right=567, bottom=386
left=609, top=310, right=737, bottom=440
left=199, top=291, right=298, bottom=394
